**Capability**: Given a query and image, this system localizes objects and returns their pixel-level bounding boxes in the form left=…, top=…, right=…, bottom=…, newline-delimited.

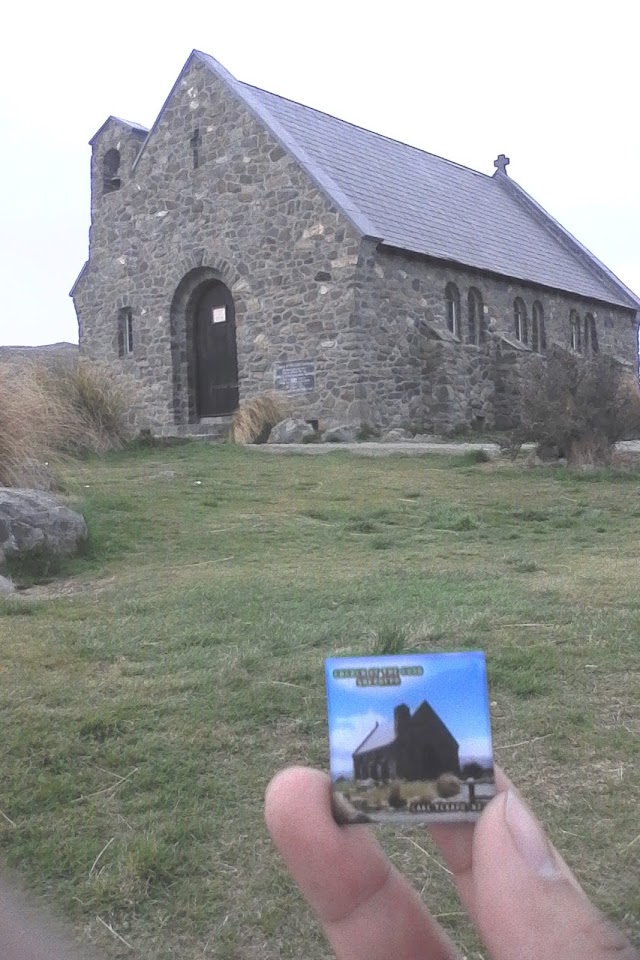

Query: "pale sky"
left=1, top=0, right=638, bottom=346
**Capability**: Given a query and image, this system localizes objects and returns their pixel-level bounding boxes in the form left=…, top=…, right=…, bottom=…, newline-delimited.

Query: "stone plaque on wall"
left=274, top=360, right=315, bottom=394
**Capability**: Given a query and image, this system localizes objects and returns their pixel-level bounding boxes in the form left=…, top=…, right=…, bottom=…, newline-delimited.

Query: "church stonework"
left=71, top=51, right=639, bottom=436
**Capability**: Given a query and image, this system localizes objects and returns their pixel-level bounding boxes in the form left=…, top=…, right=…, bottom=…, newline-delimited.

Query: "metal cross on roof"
left=494, top=154, right=510, bottom=176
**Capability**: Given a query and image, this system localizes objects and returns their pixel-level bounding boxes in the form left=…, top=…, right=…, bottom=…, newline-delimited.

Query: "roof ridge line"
left=89, top=115, right=148, bottom=146
left=195, top=52, right=379, bottom=239
left=352, top=720, right=379, bottom=755
left=494, top=174, right=640, bottom=309
left=131, top=53, right=202, bottom=173
left=240, top=80, right=493, bottom=182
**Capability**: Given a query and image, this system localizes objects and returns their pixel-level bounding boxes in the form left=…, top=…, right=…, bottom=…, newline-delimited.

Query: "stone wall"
left=353, top=244, right=637, bottom=431
left=73, top=58, right=363, bottom=432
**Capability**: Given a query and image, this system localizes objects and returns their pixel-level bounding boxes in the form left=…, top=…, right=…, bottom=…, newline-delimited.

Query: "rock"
left=323, top=422, right=360, bottom=443
left=268, top=418, right=315, bottom=444
left=381, top=428, right=411, bottom=442
left=411, top=433, right=438, bottom=442
left=0, top=574, right=16, bottom=596
left=0, top=489, right=88, bottom=563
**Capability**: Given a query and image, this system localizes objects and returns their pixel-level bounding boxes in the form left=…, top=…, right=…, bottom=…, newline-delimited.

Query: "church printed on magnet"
left=325, top=652, right=496, bottom=825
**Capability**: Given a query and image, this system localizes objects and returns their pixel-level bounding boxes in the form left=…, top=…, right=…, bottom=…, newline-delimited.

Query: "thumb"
left=471, top=789, right=638, bottom=960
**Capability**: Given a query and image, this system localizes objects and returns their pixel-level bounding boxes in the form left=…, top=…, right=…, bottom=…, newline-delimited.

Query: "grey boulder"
left=323, top=422, right=360, bottom=443
left=268, top=418, right=315, bottom=444
left=0, top=489, right=88, bottom=562
left=0, top=574, right=16, bottom=596
left=381, top=428, right=412, bottom=442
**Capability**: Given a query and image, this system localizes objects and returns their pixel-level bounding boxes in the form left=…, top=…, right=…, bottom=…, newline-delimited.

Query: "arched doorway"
left=193, top=281, right=239, bottom=417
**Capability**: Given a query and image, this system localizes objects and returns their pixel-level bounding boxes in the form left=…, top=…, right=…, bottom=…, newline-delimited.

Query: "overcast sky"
left=1, top=0, right=637, bottom=346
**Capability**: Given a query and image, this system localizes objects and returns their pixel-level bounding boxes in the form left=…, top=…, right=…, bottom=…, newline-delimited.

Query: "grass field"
left=1, top=443, right=639, bottom=958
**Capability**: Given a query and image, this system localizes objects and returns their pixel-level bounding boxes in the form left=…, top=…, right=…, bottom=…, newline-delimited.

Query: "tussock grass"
left=0, top=360, right=132, bottom=488
left=228, top=391, right=288, bottom=444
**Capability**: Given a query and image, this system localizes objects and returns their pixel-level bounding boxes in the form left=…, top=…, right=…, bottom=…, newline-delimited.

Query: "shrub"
left=0, top=359, right=132, bottom=488
left=519, top=348, right=640, bottom=467
left=301, top=430, right=322, bottom=443
left=356, top=421, right=381, bottom=441
left=228, top=392, right=288, bottom=444
left=436, top=772, right=461, bottom=798
left=387, top=782, right=406, bottom=809
left=460, top=762, right=484, bottom=780
left=39, top=359, right=132, bottom=455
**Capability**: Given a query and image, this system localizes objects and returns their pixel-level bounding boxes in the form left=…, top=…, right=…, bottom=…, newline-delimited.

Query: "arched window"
left=570, top=310, right=581, bottom=352
left=445, top=283, right=461, bottom=338
left=103, top=148, right=121, bottom=194
left=514, top=298, right=528, bottom=344
left=531, top=301, right=546, bottom=353
left=467, top=288, right=484, bottom=345
left=584, top=313, right=599, bottom=355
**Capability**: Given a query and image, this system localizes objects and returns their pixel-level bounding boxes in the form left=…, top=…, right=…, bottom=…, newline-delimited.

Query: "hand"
left=265, top=766, right=638, bottom=960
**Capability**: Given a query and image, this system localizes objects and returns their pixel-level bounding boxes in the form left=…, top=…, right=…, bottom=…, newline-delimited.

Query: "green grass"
left=1, top=445, right=639, bottom=958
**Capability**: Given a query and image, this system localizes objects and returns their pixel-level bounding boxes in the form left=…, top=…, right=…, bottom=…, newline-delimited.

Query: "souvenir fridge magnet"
left=325, top=651, right=496, bottom=825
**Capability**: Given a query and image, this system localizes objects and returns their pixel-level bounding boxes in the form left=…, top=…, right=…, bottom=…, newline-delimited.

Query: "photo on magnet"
left=325, top=651, right=496, bottom=825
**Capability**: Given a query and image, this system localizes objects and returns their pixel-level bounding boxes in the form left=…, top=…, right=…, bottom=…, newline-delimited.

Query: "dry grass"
left=341, top=779, right=440, bottom=806
left=0, top=360, right=133, bottom=488
left=228, top=391, right=288, bottom=444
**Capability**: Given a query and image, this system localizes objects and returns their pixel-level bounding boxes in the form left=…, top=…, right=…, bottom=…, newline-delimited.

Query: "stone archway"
left=170, top=266, right=240, bottom=424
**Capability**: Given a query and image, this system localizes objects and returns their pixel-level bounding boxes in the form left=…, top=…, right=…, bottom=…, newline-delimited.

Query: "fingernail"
left=505, top=789, right=562, bottom=880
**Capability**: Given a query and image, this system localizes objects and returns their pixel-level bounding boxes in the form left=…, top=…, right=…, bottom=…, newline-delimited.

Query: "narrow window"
left=585, top=313, right=598, bottom=354
left=569, top=310, right=582, bottom=353
left=467, top=288, right=484, bottom=345
left=190, top=128, right=202, bottom=169
left=103, top=148, right=121, bottom=194
left=118, top=308, right=134, bottom=357
left=514, top=298, right=528, bottom=344
left=531, top=301, right=545, bottom=353
left=570, top=310, right=581, bottom=352
left=445, top=283, right=461, bottom=338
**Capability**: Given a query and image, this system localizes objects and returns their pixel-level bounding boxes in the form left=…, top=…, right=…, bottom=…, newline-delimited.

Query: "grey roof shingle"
left=239, top=82, right=637, bottom=308
left=131, top=51, right=639, bottom=310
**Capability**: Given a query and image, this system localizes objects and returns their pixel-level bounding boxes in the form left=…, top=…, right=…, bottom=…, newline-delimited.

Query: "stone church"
left=71, top=50, right=640, bottom=436
left=353, top=702, right=460, bottom=783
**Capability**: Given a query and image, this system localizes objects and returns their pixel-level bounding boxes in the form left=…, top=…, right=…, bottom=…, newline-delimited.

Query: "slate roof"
left=193, top=51, right=638, bottom=310
left=241, top=83, right=637, bottom=309
left=93, top=50, right=639, bottom=311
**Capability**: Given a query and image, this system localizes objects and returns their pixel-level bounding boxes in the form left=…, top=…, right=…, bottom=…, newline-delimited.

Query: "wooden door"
left=194, top=282, right=239, bottom=417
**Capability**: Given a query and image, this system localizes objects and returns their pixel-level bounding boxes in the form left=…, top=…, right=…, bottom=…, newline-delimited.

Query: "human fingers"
left=265, top=766, right=461, bottom=960
left=428, top=765, right=510, bottom=917
left=471, top=788, right=639, bottom=960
